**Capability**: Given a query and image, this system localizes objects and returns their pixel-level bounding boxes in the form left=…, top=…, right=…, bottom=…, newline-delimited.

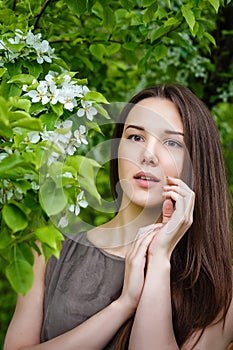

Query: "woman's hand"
left=118, top=223, right=163, bottom=313
left=148, top=176, right=195, bottom=260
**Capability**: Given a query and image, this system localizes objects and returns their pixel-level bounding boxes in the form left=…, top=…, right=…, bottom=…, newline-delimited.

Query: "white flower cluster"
left=0, top=29, right=55, bottom=65
left=24, top=119, right=88, bottom=165
left=24, top=70, right=98, bottom=118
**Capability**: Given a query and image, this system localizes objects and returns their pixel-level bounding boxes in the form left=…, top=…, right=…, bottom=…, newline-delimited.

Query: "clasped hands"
left=119, top=176, right=195, bottom=312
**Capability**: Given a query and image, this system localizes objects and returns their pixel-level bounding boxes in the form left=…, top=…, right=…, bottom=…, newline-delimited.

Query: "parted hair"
left=110, top=84, right=233, bottom=348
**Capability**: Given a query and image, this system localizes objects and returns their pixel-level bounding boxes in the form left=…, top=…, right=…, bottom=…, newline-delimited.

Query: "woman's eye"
left=164, top=139, right=182, bottom=148
left=128, top=134, right=144, bottom=142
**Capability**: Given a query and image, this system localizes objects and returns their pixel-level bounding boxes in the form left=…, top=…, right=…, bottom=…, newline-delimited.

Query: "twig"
left=12, top=0, right=18, bottom=11
left=34, top=0, right=53, bottom=30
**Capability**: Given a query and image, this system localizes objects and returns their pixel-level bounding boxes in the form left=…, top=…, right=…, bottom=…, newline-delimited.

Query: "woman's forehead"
left=124, top=98, right=183, bottom=134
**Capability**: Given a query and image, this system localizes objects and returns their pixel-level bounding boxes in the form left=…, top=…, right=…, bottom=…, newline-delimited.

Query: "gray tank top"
left=40, top=231, right=125, bottom=349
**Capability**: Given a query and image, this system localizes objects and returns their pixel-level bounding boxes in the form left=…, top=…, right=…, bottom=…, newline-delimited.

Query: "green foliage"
left=0, top=26, right=107, bottom=298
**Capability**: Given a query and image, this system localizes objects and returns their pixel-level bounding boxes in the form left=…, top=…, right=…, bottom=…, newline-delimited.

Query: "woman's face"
left=118, top=97, right=186, bottom=209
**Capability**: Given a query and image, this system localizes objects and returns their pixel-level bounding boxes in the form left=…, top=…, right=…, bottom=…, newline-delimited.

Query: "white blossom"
left=31, top=181, right=40, bottom=190
left=74, top=125, right=88, bottom=145
left=25, top=131, right=41, bottom=144
left=48, top=83, right=60, bottom=104
left=0, top=153, right=9, bottom=162
left=62, top=172, right=73, bottom=178
left=8, top=29, right=24, bottom=44
left=0, top=40, right=5, bottom=50
left=58, top=214, right=68, bottom=228
left=22, top=84, right=28, bottom=92
left=26, top=81, right=50, bottom=104
left=26, top=30, right=42, bottom=47
left=69, top=191, right=88, bottom=216
left=35, top=40, right=54, bottom=64
left=77, top=100, right=97, bottom=121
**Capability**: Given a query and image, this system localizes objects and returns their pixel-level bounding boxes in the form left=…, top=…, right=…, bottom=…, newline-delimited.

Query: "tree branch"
left=34, top=0, right=53, bottom=30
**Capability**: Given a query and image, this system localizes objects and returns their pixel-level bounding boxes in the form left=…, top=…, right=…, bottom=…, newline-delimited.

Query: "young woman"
left=4, top=84, right=233, bottom=350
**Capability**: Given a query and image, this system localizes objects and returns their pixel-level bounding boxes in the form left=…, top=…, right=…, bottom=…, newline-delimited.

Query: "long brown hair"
left=110, top=84, right=233, bottom=348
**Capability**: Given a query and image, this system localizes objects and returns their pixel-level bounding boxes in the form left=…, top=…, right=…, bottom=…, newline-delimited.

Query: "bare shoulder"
left=4, top=246, right=46, bottom=350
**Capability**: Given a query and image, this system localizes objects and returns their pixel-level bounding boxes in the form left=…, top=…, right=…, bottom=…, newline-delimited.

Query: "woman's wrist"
left=113, top=296, right=137, bottom=318
left=147, top=250, right=171, bottom=266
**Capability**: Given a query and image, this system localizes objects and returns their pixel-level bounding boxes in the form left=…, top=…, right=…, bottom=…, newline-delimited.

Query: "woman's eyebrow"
left=164, top=130, right=184, bottom=137
left=125, top=124, right=145, bottom=131
left=125, top=125, right=184, bottom=137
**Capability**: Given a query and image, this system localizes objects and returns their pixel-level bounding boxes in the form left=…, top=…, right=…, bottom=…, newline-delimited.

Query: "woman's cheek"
left=162, top=152, right=184, bottom=178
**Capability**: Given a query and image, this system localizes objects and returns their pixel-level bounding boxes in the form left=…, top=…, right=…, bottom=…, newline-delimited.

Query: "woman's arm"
left=4, top=227, right=156, bottom=350
left=129, top=177, right=195, bottom=350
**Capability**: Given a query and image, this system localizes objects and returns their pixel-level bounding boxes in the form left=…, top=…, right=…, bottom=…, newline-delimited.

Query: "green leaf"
left=0, top=229, right=12, bottom=249
left=0, top=96, right=12, bottom=138
left=9, top=110, right=31, bottom=122
left=8, top=74, right=36, bottom=85
left=11, top=117, right=43, bottom=131
left=204, top=32, right=216, bottom=46
left=86, top=120, right=104, bottom=135
left=164, top=17, right=180, bottom=27
left=39, top=180, right=67, bottom=216
left=95, top=104, right=110, bottom=119
left=41, top=240, right=62, bottom=261
left=89, top=43, right=106, bottom=61
left=181, top=4, right=195, bottom=32
left=8, top=244, right=34, bottom=266
left=34, top=225, right=64, bottom=250
left=143, top=2, right=157, bottom=24
left=9, top=97, right=31, bottom=112
left=40, top=113, right=59, bottom=131
left=6, top=259, right=34, bottom=295
left=0, top=67, right=7, bottom=78
left=0, top=154, right=26, bottom=178
left=154, top=44, right=168, bottom=61
left=79, top=175, right=101, bottom=203
left=150, top=26, right=172, bottom=43
left=67, top=155, right=101, bottom=203
left=207, top=0, right=220, bottom=12
left=142, top=0, right=156, bottom=6
left=5, top=61, right=22, bottom=77
left=119, top=0, right=135, bottom=9
left=66, top=0, right=87, bottom=16
left=103, top=6, right=116, bottom=32
left=106, top=43, right=121, bottom=56
left=122, top=42, right=137, bottom=50
left=22, top=61, right=43, bottom=78
left=50, top=102, right=64, bottom=117
left=83, top=91, right=109, bottom=104
left=2, top=203, right=28, bottom=233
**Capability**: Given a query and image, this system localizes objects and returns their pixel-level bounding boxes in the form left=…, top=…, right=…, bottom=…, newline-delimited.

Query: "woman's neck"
left=89, top=201, right=162, bottom=250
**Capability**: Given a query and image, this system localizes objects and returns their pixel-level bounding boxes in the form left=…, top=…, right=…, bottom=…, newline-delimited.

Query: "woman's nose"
left=140, top=147, right=158, bottom=167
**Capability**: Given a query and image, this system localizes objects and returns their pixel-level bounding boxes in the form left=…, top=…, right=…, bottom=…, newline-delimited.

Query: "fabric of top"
left=40, top=231, right=125, bottom=349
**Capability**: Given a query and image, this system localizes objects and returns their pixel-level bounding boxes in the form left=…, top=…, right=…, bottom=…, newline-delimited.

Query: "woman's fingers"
left=127, top=224, right=163, bottom=258
left=162, top=199, right=174, bottom=224
left=148, top=177, right=195, bottom=258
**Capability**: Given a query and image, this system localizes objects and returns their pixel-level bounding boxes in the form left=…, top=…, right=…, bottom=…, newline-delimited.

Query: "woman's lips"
left=133, top=171, right=160, bottom=187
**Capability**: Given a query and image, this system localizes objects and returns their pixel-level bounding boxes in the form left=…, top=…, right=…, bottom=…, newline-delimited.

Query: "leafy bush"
left=0, top=28, right=108, bottom=295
